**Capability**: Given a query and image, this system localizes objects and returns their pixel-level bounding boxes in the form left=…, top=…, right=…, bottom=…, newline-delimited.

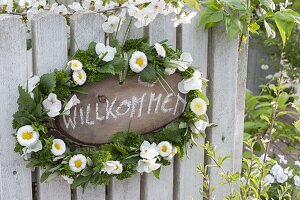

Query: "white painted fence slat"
left=31, top=12, right=71, bottom=200
left=174, top=14, right=208, bottom=200
left=108, top=18, right=144, bottom=200
left=206, top=26, right=246, bottom=199
left=140, top=15, right=176, bottom=200
left=70, top=11, right=105, bottom=55
left=70, top=11, right=106, bottom=200
left=0, top=15, right=33, bottom=200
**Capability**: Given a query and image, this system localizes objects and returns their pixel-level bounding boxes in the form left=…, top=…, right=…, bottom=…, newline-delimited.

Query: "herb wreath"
left=12, top=37, right=210, bottom=189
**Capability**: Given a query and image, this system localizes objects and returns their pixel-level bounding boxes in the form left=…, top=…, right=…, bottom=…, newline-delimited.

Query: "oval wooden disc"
left=51, top=74, right=186, bottom=145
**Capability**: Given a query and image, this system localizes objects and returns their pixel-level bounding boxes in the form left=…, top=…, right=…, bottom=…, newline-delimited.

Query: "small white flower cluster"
left=0, top=0, right=197, bottom=32
left=137, top=141, right=176, bottom=173
left=263, top=154, right=300, bottom=187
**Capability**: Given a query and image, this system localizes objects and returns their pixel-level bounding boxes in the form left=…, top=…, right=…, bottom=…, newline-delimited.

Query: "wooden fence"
left=0, top=11, right=247, bottom=200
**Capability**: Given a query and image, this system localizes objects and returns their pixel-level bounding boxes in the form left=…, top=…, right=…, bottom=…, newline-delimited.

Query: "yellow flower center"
left=161, top=145, right=168, bottom=153
left=136, top=57, right=144, bottom=67
left=194, top=102, right=204, bottom=111
left=54, top=143, right=61, bottom=150
left=73, top=63, right=78, bottom=68
left=22, top=132, right=33, bottom=140
left=74, top=159, right=82, bottom=168
left=78, top=73, right=83, bottom=80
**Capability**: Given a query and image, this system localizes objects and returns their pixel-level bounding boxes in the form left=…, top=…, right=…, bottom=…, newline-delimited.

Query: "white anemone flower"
left=61, top=175, right=74, bottom=184
left=51, top=139, right=66, bottom=156
left=164, top=67, right=176, bottom=75
left=147, top=0, right=166, bottom=15
left=73, top=69, right=87, bottom=86
left=270, top=164, right=283, bottom=176
left=264, top=174, right=275, bottom=185
left=42, top=93, right=62, bottom=117
left=63, top=94, right=80, bottom=115
left=32, top=0, right=46, bottom=7
left=178, top=77, right=202, bottom=94
left=190, top=120, right=208, bottom=134
left=22, top=140, right=43, bottom=160
left=17, top=125, right=40, bottom=147
left=102, top=15, right=120, bottom=33
left=50, top=3, right=68, bottom=15
left=129, top=51, right=148, bottom=73
left=19, top=0, right=32, bottom=9
left=157, top=141, right=172, bottom=157
left=276, top=170, right=289, bottom=183
left=68, top=60, right=83, bottom=71
left=82, top=0, right=104, bottom=11
left=154, top=43, right=166, bottom=57
left=295, top=161, right=300, bottom=167
left=171, top=12, right=197, bottom=27
left=102, top=161, right=123, bottom=174
left=69, top=154, right=87, bottom=173
left=95, top=43, right=117, bottom=62
left=140, top=141, right=159, bottom=160
left=172, top=52, right=193, bottom=72
left=136, top=158, right=161, bottom=173
left=294, top=175, right=300, bottom=187
left=190, top=98, right=207, bottom=116
left=27, top=75, right=40, bottom=93
left=68, top=2, right=83, bottom=11
left=166, top=147, right=177, bottom=160
left=278, top=154, right=287, bottom=165
left=134, top=8, right=156, bottom=28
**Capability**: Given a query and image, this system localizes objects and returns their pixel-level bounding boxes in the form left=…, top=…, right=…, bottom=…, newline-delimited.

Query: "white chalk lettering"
left=106, top=97, right=117, bottom=120
left=173, top=93, right=187, bottom=115
left=63, top=107, right=77, bottom=129
left=80, top=107, right=85, bottom=125
left=116, top=99, right=131, bottom=116
left=96, top=103, right=105, bottom=121
left=161, top=93, right=174, bottom=113
left=86, top=104, right=95, bottom=125
left=147, top=92, right=162, bottom=114
left=131, top=93, right=146, bottom=118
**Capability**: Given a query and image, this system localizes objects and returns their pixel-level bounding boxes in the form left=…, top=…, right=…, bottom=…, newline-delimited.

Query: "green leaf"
left=199, top=8, right=224, bottom=29
left=39, top=73, right=56, bottom=95
left=152, top=168, right=161, bottom=179
left=72, top=175, right=91, bottom=189
left=227, top=0, right=247, bottom=11
left=183, top=0, right=200, bottom=10
left=259, top=0, right=275, bottom=11
left=274, top=9, right=300, bottom=46
left=81, top=167, right=94, bottom=177
left=225, top=16, right=243, bottom=40
left=139, top=64, right=157, bottom=83
left=40, top=171, right=52, bottom=183
left=97, top=64, right=116, bottom=75
left=17, top=86, right=36, bottom=112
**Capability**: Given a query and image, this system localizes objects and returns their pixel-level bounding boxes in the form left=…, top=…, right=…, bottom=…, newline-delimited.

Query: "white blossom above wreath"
left=12, top=36, right=210, bottom=189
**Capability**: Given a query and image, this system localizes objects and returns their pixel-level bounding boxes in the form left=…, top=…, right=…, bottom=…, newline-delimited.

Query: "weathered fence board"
left=108, top=19, right=144, bottom=200
left=0, top=15, right=33, bottom=200
left=70, top=11, right=106, bottom=200
left=174, top=13, right=208, bottom=200
left=206, top=25, right=247, bottom=199
left=32, top=12, right=71, bottom=200
left=140, top=15, right=176, bottom=200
